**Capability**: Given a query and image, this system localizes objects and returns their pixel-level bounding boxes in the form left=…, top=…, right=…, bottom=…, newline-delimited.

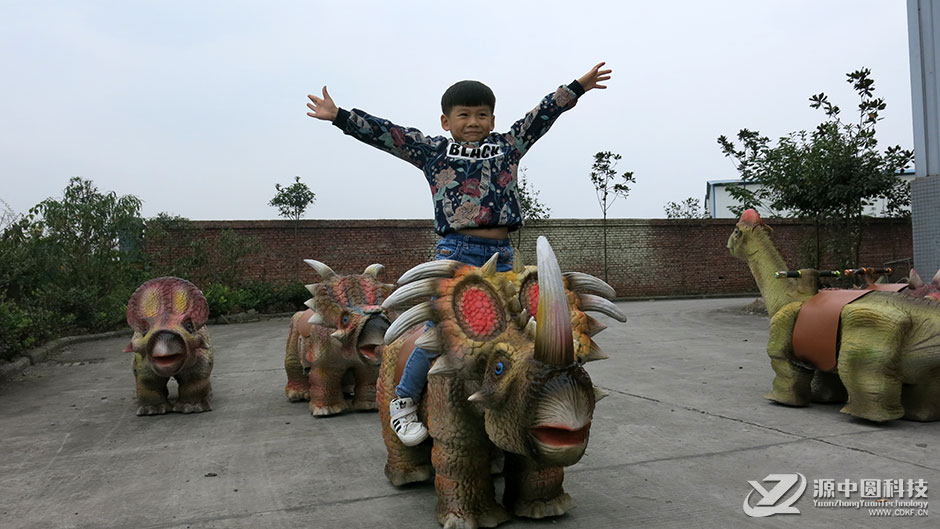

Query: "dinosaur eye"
left=140, top=323, right=149, bottom=334
left=342, top=314, right=350, bottom=326
left=183, top=319, right=195, bottom=333
left=494, top=361, right=504, bottom=375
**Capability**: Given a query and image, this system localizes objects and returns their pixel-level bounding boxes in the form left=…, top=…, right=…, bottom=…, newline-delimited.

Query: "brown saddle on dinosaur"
left=792, top=284, right=908, bottom=370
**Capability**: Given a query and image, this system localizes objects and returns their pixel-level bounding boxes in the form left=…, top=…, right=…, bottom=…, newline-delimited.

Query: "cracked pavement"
left=1, top=298, right=936, bottom=528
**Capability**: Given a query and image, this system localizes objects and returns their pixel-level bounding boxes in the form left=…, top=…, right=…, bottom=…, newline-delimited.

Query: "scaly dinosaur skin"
left=377, top=237, right=626, bottom=529
left=285, top=261, right=393, bottom=416
left=728, top=209, right=940, bottom=422
left=124, top=277, right=214, bottom=416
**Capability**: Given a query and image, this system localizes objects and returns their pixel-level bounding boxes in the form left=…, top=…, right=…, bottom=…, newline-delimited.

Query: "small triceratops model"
left=284, top=260, right=393, bottom=416
left=728, top=209, right=940, bottom=422
left=377, top=236, right=626, bottom=529
left=124, top=277, right=214, bottom=416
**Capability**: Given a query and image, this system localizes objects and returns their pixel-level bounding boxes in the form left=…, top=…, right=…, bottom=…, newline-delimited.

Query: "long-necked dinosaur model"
left=728, top=209, right=940, bottom=422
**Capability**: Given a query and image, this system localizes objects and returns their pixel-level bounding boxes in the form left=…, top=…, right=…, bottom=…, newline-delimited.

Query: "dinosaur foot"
left=511, top=492, right=576, bottom=519
left=840, top=402, right=903, bottom=423
left=439, top=504, right=510, bottom=529
left=173, top=399, right=212, bottom=414
left=285, top=385, right=310, bottom=402
left=764, top=391, right=809, bottom=407
left=385, top=463, right=433, bottom=487
left=137, top=402, right=172, bottom=416
left=351, top=399, right=378, bottom=412
left=310, top=402, right=348, bottom=417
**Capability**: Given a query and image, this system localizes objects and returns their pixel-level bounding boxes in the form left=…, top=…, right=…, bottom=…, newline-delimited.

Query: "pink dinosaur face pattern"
left=125, top=277, right=208, bottom=376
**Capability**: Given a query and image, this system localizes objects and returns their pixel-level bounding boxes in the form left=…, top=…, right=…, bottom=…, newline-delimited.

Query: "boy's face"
left=441, top=105, right=495, bottom=143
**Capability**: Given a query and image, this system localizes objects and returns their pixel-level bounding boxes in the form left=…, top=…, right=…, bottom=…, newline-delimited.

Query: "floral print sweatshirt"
left=331, top=81, right=585, bottom=235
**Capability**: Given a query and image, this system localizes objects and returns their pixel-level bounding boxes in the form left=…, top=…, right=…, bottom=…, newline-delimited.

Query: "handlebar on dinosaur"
left=774, top=267, right=892, bottom=279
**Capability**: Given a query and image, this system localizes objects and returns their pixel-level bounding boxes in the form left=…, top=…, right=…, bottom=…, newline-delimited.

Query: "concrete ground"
left=1, top=297, right=936, bottom=529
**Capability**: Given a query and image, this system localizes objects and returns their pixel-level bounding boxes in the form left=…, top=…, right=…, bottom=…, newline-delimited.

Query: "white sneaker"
left=390, top=396, right=428, bottom=446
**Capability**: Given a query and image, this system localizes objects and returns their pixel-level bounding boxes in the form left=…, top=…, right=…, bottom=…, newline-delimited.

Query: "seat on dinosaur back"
left=792, top=284, right=910, bottom=371
left=792, top=289, right=870, bottom=370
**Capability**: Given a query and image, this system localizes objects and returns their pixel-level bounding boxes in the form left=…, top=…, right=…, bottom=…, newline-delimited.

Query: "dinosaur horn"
left=580, top=294, right=628, bottom=322
left=584, top=315, right=607, bottom=337
left=480, top=252, right=500, bottom=277
left=564, top=271, right=616, bottom=299
left=382, top=278, right=438, bottom=310
left=513, top=253, right=525, bottom=273
left=932, top=268, right=940, bottom=288
left=398, top=260, right=463, bottom=285
left=909, top=269, right=924, bottom=288
left=384, top=301, right=434, bottom=344
left=304, top=259, right=336, bottom=280
left=363, top=263, right=384, bottom=278
left=534, top=237, right=574, bottom=366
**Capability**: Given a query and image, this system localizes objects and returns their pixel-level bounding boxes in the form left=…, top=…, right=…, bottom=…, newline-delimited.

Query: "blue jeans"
left=395, top=233, right=514, bottom=399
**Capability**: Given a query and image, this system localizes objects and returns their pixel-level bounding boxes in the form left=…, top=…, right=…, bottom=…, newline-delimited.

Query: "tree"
left=717, top=68, right=913, bottom=268
left=515, top=167, right=551, bottom=248
left=270, top=176, right=316, bottom=222
left=590, top=151, right=635, bottom=282
left=0, top=197, right=18, bottom=231
left=664, top=197, right=710, bottom=219
left=0, top=177, right=145, bottom=333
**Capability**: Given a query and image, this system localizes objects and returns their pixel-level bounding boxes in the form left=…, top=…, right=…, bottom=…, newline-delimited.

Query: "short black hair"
left=441, top=80, right=495, bottom=115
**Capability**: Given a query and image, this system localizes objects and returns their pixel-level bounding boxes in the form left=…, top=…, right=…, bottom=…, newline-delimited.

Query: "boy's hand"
left=577, top=62, right=612, bottom=92
left=306, top=86, right=338, bottom=121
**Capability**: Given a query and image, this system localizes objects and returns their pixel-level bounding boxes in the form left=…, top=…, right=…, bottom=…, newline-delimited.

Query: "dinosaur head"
left=383, top=236, right=625, bottom=467
left=728, top=208, right=771, bottom=260
left=125, top=277, right=208, bottom=377
left=302, top=261, right=393, bottom=366
left=907, top=268, right=940, bottom=302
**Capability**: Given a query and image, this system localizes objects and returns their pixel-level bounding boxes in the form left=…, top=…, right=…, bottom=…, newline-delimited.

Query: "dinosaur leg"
left=428, top=377, right=509, bottom=529
left=284, top=325, right=310, bottom=401
left=307, top=366, right=349, bottom=416
left=173, top=354, right=213, bottom=414
left=350, top=363, right=379, bottom=411
left=837, top=307, right=907, bottom=422
left=377, top=370, right=432, bottom=485
left=765, top=304, right=812, bottom=406
left=901, top=376, right=940, bottom=421
left=134, top=357, right=171, bottom=416
left=811, top=370, right=848, bottom=403
left=502, top=453, right=575, bottom=519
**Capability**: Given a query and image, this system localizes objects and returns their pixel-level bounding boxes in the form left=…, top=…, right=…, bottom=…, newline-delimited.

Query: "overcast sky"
left=0, top=1, right=917, bottom=222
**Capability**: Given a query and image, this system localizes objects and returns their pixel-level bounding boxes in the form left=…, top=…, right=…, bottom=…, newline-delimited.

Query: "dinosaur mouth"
left=358, top=344, right=379, bottom=363
left=530, top=423, right=590, bottom=447
left=151, top=353, right=185, bottom=370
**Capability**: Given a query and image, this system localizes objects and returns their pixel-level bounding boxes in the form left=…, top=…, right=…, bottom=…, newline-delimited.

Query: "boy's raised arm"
left=577, top=62, right=612, bottom=92
left=306, top=86, right=338, bottom=122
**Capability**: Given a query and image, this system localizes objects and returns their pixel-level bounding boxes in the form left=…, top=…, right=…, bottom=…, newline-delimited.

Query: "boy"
left=306, top=62, right=612, bottom=445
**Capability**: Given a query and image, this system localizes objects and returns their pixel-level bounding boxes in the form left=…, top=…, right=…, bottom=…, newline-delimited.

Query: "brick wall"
left=146, top=217, right=914, bottom=299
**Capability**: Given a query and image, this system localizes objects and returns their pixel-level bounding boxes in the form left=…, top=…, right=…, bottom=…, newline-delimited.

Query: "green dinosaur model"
left=728, top=209, right=940, bottom=422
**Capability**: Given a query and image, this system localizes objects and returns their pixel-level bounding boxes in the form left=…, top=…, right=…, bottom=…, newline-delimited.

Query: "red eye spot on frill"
left=525, top=283, right=539, bottom=317
left=459, top=286, right=498, bottom=338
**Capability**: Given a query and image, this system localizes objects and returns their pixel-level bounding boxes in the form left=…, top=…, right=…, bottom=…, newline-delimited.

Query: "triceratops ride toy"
left=728, top=209, right=940, bottom=422
left=284, top=260, right=393, bottom=416
left=376, top=236, right=626, bottom=528
left=124, top=277, right=214, bottom=416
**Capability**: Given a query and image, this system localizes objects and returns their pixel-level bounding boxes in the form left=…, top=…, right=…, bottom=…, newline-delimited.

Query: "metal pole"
left=908, top=0, right=940, bottom=274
